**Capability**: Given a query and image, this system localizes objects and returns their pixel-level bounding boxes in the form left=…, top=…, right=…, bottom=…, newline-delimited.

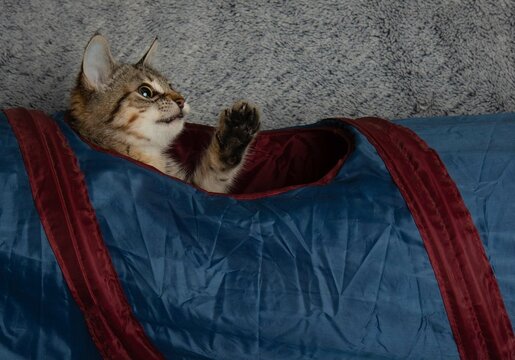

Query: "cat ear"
left=81, top=34, right=116, bottom=90
left=137, top=37, right=158, bottom=67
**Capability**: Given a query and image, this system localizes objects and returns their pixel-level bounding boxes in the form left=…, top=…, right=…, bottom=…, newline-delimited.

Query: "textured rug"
left=0, top=0, right=513, bottom=127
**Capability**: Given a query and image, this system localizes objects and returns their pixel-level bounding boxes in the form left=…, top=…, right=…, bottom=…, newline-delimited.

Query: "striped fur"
left=70, top=35, right=260, bottom=193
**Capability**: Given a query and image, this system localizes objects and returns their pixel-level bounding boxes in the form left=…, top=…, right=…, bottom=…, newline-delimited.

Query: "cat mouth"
left=156, top=112, right=184, bottom=124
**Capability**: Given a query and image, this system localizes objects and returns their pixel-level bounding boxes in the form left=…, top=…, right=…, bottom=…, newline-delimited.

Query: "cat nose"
left=175, top=98, right=185, bottom=109
left=166, top=92, right=185, bottom=109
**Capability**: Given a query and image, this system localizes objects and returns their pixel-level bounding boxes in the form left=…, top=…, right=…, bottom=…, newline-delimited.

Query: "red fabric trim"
left=344, top=117, right=515, bottom=359
left=5, top=109, right=164, bottom=360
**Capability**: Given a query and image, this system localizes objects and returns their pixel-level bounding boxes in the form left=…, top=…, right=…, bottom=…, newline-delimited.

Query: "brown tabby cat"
left=69, top=34, right=260, bottom=193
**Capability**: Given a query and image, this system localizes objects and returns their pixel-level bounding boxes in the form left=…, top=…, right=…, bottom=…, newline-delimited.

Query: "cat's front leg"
left=191, top=100, right=260, bottom=193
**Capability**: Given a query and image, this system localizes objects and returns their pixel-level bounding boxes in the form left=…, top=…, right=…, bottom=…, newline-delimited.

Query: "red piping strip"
left=344, top=117, right=515, bottom=359
left=5, top=109, right=165, bottom=360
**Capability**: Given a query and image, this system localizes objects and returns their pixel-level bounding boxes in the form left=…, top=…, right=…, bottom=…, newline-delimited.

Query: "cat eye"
left=138, top=85, right=154, bottom=99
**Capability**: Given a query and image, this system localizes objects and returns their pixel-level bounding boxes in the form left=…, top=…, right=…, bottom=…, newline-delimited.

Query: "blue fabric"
left=3, top=110, right=514, bottom=359
left=58, top=113, right=457, bottom=359
left=0, top=113, right=101, bottom=360
left=399, top=113, right=515, bottom=328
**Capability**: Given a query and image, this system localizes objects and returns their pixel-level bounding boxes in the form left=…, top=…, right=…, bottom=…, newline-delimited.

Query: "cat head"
left=70, top=34, right=190, bottom=149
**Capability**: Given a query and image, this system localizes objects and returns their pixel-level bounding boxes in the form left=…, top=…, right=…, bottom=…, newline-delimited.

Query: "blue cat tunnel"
left=1, top=108, right=514, bottom=359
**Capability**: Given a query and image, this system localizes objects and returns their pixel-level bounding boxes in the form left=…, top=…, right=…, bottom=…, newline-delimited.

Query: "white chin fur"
left=132, top=107, right=185, bottom=148
left=182, top=102, right=191, bottom=116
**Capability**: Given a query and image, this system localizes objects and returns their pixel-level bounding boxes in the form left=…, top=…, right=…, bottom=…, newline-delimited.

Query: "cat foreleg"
left=191, top=101, right=260, bottom=193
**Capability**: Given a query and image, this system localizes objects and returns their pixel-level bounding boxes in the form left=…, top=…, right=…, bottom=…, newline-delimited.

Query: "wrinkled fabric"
left=2, top=110, right=512, bottom=359
left=61, top=112, right=458, bottom=359
left=348, top=116, right=514, bottom=358
left=399, top=113, right=515, bottom=329
left=0, top=113, right=101, bottom=359
left=3, top=108, right=165, bottom=360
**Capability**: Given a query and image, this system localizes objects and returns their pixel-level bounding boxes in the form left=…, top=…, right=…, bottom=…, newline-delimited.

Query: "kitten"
left=69, top=34, right=260, bottom=193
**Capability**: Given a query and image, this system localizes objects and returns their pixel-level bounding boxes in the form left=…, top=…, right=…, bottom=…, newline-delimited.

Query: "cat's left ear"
left=137, top=37, right=158, bottom=67
left=81, top=34, right=116, bottom=90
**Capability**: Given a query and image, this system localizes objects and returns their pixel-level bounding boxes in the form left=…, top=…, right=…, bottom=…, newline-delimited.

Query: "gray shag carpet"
left=0, top=0, right=514, bottom=127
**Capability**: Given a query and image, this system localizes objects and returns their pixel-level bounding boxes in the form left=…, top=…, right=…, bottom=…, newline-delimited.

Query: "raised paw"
left=215, top=100, right=261, bottom=167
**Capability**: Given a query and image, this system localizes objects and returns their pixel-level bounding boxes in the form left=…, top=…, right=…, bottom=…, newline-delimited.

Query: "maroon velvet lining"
left=5, top=109, right=164, bottom=360
left=170, top=123, right=354, bottom=196
left=344, top=117, right=515, bottom=359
